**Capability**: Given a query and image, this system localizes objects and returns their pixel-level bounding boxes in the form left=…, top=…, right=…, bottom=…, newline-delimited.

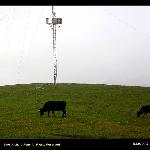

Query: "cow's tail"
left=63, top=101, right=66, bottom=107
left=63, top=101, right=66, bottom=118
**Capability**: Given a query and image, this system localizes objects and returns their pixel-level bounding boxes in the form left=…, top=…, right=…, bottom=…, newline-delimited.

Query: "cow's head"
left=137, top=111, right=140, bottom=117
left=38, top=108, right=44, bottom=117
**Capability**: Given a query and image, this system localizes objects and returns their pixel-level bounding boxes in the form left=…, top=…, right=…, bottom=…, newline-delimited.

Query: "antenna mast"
left=46, top=6, right=62, bottom=85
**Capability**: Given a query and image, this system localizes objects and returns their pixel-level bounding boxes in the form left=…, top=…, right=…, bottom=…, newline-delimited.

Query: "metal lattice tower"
left=46, top=6, right=62, bottom=85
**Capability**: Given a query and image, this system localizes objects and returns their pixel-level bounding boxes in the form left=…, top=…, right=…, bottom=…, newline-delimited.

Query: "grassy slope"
left=0, top=83, right=150, bottom=139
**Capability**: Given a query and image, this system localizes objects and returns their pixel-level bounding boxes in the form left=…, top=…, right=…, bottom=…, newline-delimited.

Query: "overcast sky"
left=0, top=6, right=150, bottom=87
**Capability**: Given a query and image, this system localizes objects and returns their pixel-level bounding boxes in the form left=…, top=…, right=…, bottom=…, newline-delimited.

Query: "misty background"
left=0, top=6, right=150, bottom=87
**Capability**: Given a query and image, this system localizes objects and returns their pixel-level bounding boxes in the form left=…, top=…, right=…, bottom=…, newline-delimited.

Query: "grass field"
left=0, top=83, right=150, bottom=139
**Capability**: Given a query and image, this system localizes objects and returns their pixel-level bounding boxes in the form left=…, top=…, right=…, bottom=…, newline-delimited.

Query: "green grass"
left=0, top=83, right=150, bottom=139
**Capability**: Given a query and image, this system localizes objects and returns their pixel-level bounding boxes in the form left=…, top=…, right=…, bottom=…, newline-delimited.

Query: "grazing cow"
left=137, top=105, right=150, bottom=117
left=38, top=101, right=66, bottom=118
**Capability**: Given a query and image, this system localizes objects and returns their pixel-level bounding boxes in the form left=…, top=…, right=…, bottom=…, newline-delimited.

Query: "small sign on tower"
left=52, top=18, right=62, bottom=24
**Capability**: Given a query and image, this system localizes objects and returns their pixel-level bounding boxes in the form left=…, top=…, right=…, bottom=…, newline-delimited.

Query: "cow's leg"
left=143, top=113, right=147, bottom=118
left=52, top=110, right=55, bottom=117
left=65, top=110, right=66, bottom=118
left=62, top=110, right=66, bottom=118
left=48, top=110, right=50, bottom=117
left=142, top=113, right=145, bottom=118
left=145, top=113, right=148, bottom=118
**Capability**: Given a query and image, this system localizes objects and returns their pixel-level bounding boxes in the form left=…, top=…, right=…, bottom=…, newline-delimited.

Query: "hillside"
left=0, top=83, right=150, bottom=139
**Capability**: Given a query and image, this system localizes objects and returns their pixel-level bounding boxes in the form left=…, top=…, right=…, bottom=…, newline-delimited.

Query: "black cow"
left=137, top=105, right=150, bottom=117
left=38, top=101, right=66, bottom=118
